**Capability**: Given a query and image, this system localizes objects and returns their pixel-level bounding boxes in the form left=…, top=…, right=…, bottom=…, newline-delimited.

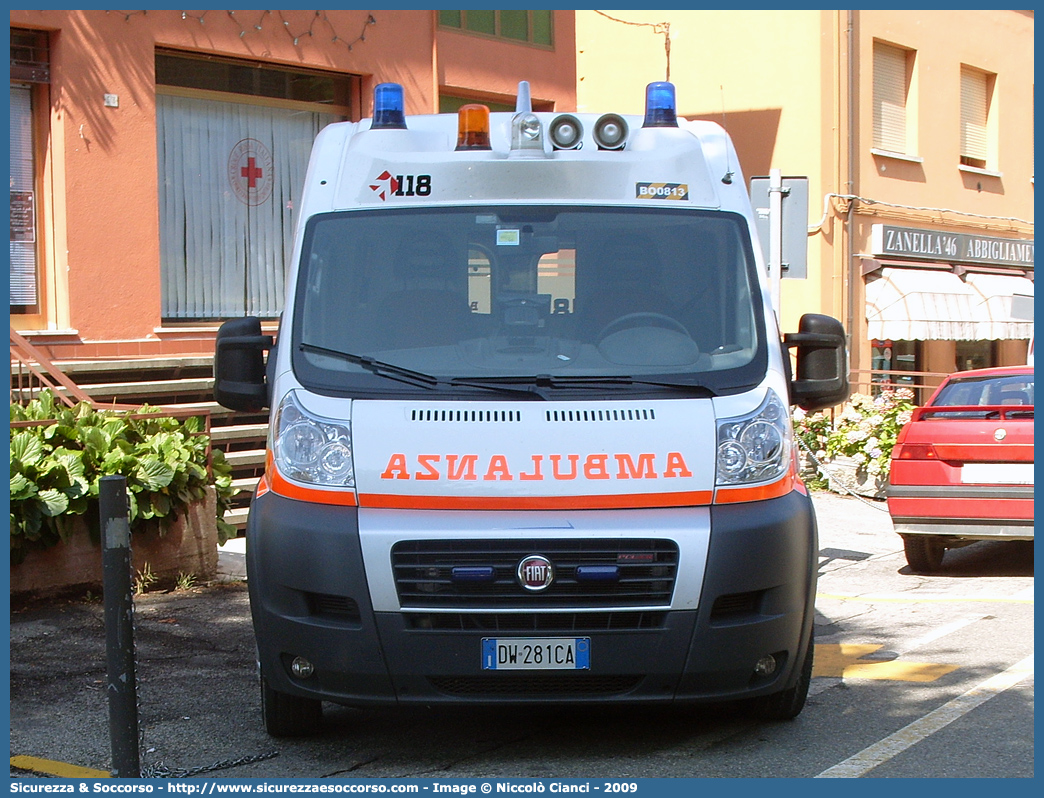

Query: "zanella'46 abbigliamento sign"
left=872, top=224, right=1034, bottom=268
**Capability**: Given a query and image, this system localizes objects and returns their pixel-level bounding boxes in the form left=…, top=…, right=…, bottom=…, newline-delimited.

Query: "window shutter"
left=873, top=43, right=908, bottom=153
left=960, top=67, right=988, bottom=163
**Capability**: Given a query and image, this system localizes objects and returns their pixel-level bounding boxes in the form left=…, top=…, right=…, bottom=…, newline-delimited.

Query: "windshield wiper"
left=299, top=343, right=439, bottom=389
left=447, top=377, right=552, bottom=400
left=544, top=375, right=716, bottom=395
left=451, top=374, right=716, bottom=397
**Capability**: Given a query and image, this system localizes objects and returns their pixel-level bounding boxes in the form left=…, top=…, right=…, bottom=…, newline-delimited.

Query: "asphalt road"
left=8, top=490, right=1034, bottom=780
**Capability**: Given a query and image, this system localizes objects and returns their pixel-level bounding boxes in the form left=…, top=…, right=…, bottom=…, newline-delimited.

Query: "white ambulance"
left=214, top=80, right=848, bottom=736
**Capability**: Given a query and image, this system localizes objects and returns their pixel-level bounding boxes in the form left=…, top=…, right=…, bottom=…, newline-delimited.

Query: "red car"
left=887, top=365, right=1034, bottom=572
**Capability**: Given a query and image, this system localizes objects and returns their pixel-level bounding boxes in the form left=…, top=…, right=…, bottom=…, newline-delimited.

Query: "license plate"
left=961, top=463, right=1034, bottom=485
left=482, top=637, right=590, bottom=670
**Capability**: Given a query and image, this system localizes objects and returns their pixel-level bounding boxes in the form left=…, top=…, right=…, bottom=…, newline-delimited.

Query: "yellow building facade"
left=577, top=10, right=1033, bottom=399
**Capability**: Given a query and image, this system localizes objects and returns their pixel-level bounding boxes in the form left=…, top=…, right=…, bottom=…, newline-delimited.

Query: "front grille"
left=428, top=674, right=643, bottom=698
left=404, top=611, right=668, bottom=632
left=392, top=539, right=678, bottom=609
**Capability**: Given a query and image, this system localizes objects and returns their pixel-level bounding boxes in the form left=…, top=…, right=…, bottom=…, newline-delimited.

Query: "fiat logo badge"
left=995, top=428, right=1007, bottom=441
left=517, top=555, right=555, bottom=591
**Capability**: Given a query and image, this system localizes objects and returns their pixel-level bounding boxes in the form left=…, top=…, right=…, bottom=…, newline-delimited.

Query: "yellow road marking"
left=817, top=592, right=1033, bottom=605
left=814, top=644, right=958, bottom=682
left=816, top=655, right=1034, bottom=778
left=10, top=755, right=110, bottom=779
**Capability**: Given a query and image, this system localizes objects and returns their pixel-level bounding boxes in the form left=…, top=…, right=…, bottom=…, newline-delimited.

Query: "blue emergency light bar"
left=371, top=82, right=407, bottom=130
left=643, top=81, right=678, bottom=128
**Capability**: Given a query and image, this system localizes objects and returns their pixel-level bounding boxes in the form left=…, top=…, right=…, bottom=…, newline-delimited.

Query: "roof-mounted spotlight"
left=510, top=112, right=545, bottom=156
left=370, top=82, right=407, bottom=130
left=549, top=114, right=584, bottom=150
left=643, top=81, right=678, bottom=128
left=593, top=113, right=628, bottom=150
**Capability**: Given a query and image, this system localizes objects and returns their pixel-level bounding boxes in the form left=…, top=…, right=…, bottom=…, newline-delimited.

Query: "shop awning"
left=964, top=272, right=1035, bottom=340
left=865, top=268, right=980, bottom=340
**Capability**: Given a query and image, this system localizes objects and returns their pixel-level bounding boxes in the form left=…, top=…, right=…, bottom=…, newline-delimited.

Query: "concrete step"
left=80, top=377, right=214, bottom=397
left=161, top=401, right=242, bottom=420
left=209, top=423, right=269, bottom=444
left=223, top=506, right=251, bottom=529
left=231, top=476, right=261, bottom=494
left=11, top=354, right=213, bottom=378
left=223, top=449, right=266, bottom=469
left=49, top=355, right=214, bottom=375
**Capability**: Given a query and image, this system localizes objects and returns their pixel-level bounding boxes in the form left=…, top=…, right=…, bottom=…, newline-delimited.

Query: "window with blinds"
left=155, top=52, right=353, bottom=320
left=10, top=85, right=38, bottom=308
left=960, top=66, right=990, bottom=169
left=872, top=42, right=911, bottom=154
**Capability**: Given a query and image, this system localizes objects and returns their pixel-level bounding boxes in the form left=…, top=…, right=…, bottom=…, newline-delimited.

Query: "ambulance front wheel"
left=260, top=668, right=323, bottom=737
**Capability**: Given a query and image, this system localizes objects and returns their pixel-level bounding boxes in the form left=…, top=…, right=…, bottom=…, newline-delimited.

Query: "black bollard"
left=100, top=475, right=141, bottom=778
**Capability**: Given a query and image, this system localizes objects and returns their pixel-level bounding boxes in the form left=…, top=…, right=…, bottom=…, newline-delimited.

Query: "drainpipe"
left=845, top=10, right=857, bottom=377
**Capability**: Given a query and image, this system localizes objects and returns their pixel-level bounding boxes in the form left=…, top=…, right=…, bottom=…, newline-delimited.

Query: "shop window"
left=872, top=339, right=920, bottom=391
left=438, top=10, right=553, bottom=47
left=955, top=340, right=995, bottom=372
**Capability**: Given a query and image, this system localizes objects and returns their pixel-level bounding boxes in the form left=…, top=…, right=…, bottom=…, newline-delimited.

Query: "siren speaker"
left=593, top=113, right=628, bottom=150
left=549, top=114, right=584, bottom=150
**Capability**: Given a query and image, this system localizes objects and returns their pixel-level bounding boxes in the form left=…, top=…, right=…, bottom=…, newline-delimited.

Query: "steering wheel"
left=596, top=312, right=691, bottom=342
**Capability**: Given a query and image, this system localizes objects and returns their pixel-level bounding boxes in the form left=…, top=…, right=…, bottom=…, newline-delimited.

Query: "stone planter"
left=10, top=487, right=218, bottom=599
left=797, top=447, right=821, bottom=481
left=819, top=455, right=887, bottom=499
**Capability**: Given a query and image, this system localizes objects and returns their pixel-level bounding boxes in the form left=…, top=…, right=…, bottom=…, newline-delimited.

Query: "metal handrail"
left=10, top=327, right=99, bottom=408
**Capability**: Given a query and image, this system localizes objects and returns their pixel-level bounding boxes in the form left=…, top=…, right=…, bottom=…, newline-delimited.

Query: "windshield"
left=291, top=206, right=767, bottom=396
left=933, top=373, right=1034, bottom=406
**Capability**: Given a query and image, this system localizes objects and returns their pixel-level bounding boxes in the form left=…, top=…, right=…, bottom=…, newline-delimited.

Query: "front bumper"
left=245, top=490, right=817, bottom=707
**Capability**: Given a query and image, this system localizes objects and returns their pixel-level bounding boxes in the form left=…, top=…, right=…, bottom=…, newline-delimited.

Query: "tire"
left=260, top=672, right=323, bottom=737
left=748, top=627, right=814, bottom=721
left=903, top=534, right=946, bottom=573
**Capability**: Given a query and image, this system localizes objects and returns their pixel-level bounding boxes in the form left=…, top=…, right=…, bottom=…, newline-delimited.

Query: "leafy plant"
left=791, top=406, right=833, bottom=490
left=10, top=390, right=237, bottom=564
left=134, top=563, right=158, bottom=595
left=175, top=572, right=197, bottom=591
left=792, top=387, right=916, bottom=484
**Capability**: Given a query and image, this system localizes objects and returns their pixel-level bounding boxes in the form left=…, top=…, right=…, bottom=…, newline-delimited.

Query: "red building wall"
left=9, top=9, right=576, bottom=359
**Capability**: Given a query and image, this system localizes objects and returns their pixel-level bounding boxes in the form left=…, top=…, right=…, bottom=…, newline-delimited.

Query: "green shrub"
left=10, top=390, right=237, bottom=564
left=792, top=387, right=916, bottom=485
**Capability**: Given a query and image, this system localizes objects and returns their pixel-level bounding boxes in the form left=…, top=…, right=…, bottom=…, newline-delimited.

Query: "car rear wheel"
left=260, top=670, right=323, bottom=737
left=902, top=534, right=946, bottom=573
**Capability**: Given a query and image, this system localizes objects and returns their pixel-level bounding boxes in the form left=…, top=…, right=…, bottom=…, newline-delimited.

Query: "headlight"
left=273, top=391, right=355, bottom=487
left=716, top=391, right=791, bottom=486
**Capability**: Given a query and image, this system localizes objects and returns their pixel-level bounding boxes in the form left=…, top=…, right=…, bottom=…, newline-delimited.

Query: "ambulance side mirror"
left=784, top=314, right=849, bottom=412
left=214, top=317, right=273, bottom=412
